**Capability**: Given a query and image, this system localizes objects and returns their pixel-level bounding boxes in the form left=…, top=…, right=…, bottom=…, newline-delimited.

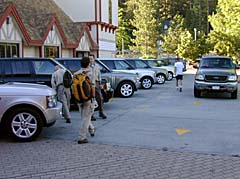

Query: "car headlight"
left=195, top=74, right=204, bottom=80
left=47, top=95, right=57, bottom=108
left=228, top=75, right=237, bottom=81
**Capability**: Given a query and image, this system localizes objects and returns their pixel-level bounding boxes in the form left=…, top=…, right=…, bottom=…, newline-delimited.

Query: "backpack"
left=63, top=70, right=73, bottom=88
left=72, top=72, right=92, bottom=103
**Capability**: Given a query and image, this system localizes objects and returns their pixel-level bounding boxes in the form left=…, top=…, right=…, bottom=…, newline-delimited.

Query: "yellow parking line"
left=193, top=101, right=202, bottom=105
left=176, top=128, right=191, bottom=135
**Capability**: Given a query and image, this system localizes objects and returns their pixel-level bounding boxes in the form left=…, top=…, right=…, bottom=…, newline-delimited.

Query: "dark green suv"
left=194, top=56, right=238, bottom=99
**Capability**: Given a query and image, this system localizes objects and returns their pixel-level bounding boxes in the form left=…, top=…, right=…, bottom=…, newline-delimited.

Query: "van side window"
left=12, top=61, right=31, bottom=74
left=3, top=61, right=12, bottom=75
left=33, top=61, right=55, bottom=74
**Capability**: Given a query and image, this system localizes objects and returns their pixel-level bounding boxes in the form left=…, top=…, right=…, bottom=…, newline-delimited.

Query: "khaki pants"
left=57, top=85, right=71, bottom=119
left=95, top=81, right=103, bottom=111
left=78, top=100, right=94, bottom=140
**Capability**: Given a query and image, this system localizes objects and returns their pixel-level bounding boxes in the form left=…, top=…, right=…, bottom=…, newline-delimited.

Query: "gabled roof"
left=0, top=0, right=98, bottom=50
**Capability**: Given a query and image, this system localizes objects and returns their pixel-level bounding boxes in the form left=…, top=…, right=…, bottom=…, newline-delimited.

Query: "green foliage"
left=130, top=0, right=158, bottom=57
left=162, top=15, right=211, bottom=61
left=208, top=0, right=240, bottom=61
left=116, top=8, right=131, bottom=51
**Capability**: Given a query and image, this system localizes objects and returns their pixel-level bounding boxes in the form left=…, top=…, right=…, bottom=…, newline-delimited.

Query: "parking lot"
left=1, top=73, right=240, bottom=179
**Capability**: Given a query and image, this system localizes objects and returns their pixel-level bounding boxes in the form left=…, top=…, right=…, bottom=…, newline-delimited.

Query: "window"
left=135, top=60, right=148, bottom=68
left=65, top=60, right=81, bottom=72
left=12, top=61, right=31, bottom=74
left=0, top=43, right=19, bottom=57
left=114, top=60, right=131, bottom=70
left=33, top=60, right=56, bottom=74
left=44, top=46, right=59, bottom=58
left=101, top=60, right=115, bottom=69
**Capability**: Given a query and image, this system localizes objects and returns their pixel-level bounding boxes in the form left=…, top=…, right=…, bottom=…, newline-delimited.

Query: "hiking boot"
left=88, top=127, right=95, bottom=137
left=66, top=118, right=71, bottom=123
left=77, top=138, right=88, bottom=144
left=179, top=88, right=182, bottom=92
left=99, top=111, right=107, bottom=119
left=91, top=115, right=96, bottom=121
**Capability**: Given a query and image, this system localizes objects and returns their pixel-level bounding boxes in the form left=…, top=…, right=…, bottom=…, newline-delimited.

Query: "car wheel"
left=194, top=87, right=201, bottom=98
left=231, top=90, right=238, bottom=99
left=167, top=72, right=173, bottom=81
left=141, top=77, right=153, bottom=89
left=157, top=74, right=166, bottom=84
left=6, top=107, right=43, bottom=142
left=117, top=82, right=134, bottom=98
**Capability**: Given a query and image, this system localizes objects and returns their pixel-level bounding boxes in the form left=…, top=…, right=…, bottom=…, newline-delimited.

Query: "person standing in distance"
left=51, top=65, right=71, bottom=123
left=174, top=56, right=185, bottom=92
left=75, top=57, right=96, bottom=144
left=89, top=54, right=107, bottom=119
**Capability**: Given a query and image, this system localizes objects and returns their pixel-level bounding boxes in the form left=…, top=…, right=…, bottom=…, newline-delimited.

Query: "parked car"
left=55, top=58, right=141, bottom=98
left=0, top=82, right=62, bottom=142
left=125, top=58, right=168, bottom=84
left=98, top=58, right=157, bottom=89
left=0, top=58, right=113, bottom=104
left=194, top=56, right=238, bottom=99
left=143, top=59, right=175, bottom=81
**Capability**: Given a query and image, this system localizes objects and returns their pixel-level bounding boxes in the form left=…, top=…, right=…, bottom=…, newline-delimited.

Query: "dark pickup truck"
left=194, top=56, right=238, bottom=99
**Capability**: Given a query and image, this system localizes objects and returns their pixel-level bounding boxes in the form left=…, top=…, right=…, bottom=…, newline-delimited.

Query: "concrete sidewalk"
left=0, top=139, right=240, bottom=179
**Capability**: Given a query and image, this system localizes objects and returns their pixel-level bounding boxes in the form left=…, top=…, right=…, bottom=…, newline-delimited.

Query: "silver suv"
left=126, top=58, right=168, bottom=84
left=55, top=58, right=141, bottom=98
left=98, top=58, right=157, bottom=89
left=0, top=82, right=62, bottom=141
left=194, top=56, right=238, bottom=99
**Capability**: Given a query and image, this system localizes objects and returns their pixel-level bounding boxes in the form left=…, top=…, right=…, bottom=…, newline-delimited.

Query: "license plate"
left=212, top=86, right=220, bottom=90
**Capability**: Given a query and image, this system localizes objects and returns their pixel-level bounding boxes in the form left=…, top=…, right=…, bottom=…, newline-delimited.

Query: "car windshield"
left=200, top=58, right=234, bottom=69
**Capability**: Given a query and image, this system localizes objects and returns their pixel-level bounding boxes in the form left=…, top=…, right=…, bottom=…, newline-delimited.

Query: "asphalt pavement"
left=1, top=70, right=240, bottom=179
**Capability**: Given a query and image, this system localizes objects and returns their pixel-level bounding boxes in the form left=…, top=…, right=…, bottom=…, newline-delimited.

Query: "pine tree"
left=130, top=0, right=158, bottom=58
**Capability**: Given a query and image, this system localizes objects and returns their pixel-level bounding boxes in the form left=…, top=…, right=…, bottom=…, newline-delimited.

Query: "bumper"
left=194, top=80, right=238, bottom=92
left=44, top=102, right=62, bottom=125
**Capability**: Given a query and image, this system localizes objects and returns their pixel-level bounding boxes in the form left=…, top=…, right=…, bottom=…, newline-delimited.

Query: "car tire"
left=194, top=87, right=201, bottom=98
left=141, top=77, right=153, bottom=89
left=6, top=107, right=43, bottom=142
left=231, top=90, right=238, bottom=99
left=167, top=72, right=173, bottom=81
left=117, top=81, right=134, bottom=98
left=156, top=74, right=166, bottom=84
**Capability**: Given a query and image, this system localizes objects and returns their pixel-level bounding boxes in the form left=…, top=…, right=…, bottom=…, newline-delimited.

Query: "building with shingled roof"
left=0, top=0, right=117, bottom=58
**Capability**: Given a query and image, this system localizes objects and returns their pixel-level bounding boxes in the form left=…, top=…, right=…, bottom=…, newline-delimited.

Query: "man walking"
left=74, top=57, right=96, bottom=144
left=51, top=65, right=71, bottom=123
left=89, top=54, right=107, bottom=119
left=174, top=56, right=185, bottom=92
